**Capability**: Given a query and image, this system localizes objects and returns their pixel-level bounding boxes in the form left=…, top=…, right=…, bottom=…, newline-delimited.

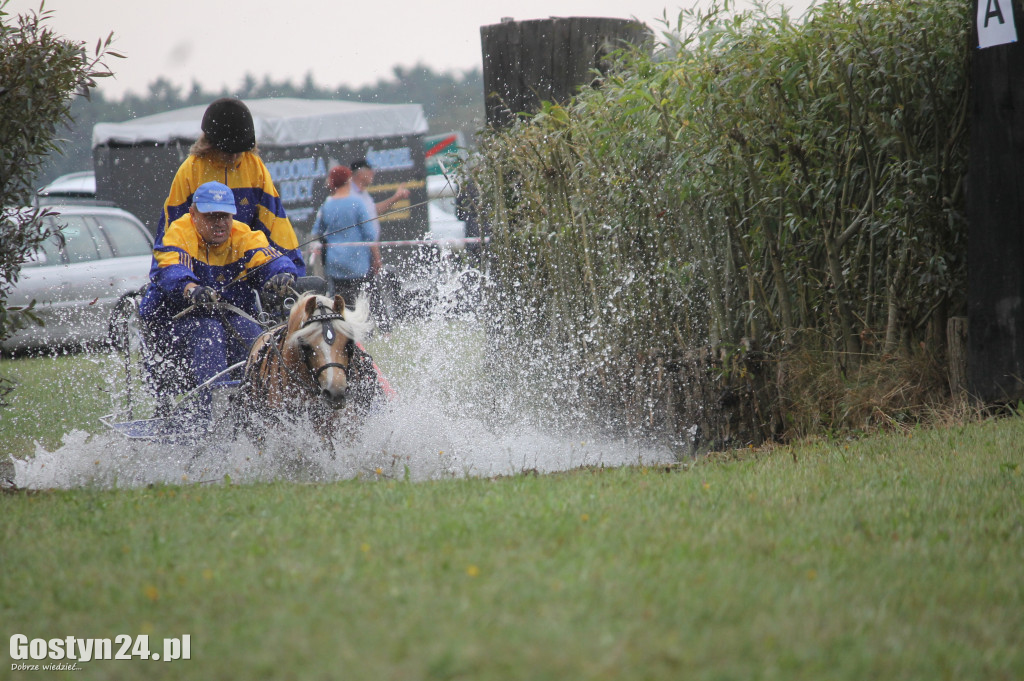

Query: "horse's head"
left=283, top=292, right=374, bottom=408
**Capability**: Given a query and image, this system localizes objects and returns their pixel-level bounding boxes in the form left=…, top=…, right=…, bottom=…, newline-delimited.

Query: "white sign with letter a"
left=978, top=0, right=1017, bottom=48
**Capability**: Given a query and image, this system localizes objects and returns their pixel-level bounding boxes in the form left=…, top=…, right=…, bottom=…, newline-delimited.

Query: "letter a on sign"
left=978, top=0, right=1017, bottom=48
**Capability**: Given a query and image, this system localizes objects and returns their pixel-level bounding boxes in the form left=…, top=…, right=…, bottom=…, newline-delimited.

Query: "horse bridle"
left=300, top=305, right=355, bottom=386
left=246, top=302, right=358, bottom=406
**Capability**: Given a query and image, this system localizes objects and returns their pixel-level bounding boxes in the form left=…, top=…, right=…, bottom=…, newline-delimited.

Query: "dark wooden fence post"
left=968, top=0, right=1024, bottom=402
left=480, top=17, right=651, bottom=128
left=948, top=316, right=969, bottom=397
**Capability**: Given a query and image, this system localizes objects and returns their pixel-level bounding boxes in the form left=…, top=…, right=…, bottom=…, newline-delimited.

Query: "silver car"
left=2, top=201, right=153, bottom=354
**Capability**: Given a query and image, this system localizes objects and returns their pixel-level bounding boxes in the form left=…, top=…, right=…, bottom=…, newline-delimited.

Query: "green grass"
left=0, top=351, right=117, bottom=458
left=1, top=418, right=1022, bottom=679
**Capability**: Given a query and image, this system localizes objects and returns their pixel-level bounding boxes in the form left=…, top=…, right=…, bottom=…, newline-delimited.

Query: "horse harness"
left=244, top=303, right=356, bottom=399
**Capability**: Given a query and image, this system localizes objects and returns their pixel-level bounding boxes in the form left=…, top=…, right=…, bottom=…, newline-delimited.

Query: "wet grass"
left=0, top=350, right=116, bottom=459
left=1, top=417, right=1022, bottom=679
left=0, top=319, right=483, bottom=462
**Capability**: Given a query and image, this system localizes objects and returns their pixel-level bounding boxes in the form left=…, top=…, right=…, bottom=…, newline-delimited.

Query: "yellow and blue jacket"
left=157, top=153, right=305, bottom=275
left=141, top=214, right=299, bottom=320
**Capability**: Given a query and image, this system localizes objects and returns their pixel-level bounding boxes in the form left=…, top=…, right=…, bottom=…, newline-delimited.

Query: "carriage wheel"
left=107, top=288, right=159, bottom=420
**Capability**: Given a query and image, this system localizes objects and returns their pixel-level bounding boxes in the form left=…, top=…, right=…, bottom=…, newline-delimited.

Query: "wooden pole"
left=967, top=0, right=1024, bottom=402
left=480, top=17, right=651, bottom=128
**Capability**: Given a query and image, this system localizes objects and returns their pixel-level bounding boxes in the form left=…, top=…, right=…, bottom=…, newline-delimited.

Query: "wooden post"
left=480, top=17, right=651, bottom=128
left=947, top=316, right=969, bottom=397
left=968, top=0, right=1024, bottom=402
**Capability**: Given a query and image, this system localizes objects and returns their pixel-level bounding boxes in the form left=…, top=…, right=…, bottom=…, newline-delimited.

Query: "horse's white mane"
left=292, top=292, right=375, bottom=345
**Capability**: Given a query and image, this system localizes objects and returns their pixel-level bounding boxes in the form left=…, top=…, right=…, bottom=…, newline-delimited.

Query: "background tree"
left=0, top=0, right=119, bottom=404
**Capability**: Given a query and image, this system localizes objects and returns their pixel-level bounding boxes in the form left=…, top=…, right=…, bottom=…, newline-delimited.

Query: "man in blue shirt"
left=310, top=165, right=376, bottom=303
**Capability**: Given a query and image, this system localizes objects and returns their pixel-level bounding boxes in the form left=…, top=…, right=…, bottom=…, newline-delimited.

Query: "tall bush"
left=0, top=0, right=119, bottom=404
left=472, top=0, right=970, bottom=446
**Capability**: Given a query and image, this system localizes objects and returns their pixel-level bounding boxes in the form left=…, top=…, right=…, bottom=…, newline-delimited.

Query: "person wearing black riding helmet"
left=153, top=98, right=306, bottom=279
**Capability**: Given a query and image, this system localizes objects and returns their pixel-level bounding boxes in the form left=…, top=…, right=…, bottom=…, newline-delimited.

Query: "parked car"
left=1, top=202, right=153, bottom=354
left=37, top=170, right=97, bottom=199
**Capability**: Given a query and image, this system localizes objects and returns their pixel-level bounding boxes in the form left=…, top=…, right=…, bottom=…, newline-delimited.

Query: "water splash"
left=11, top=263, right=677, bottom=490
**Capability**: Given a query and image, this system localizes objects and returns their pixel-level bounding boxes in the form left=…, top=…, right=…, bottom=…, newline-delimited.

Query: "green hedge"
left=472, top=0, right=970, bottom=447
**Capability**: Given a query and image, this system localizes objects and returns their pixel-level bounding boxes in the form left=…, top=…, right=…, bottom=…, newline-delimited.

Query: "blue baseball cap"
left=192, top=181, right=237, bottom=214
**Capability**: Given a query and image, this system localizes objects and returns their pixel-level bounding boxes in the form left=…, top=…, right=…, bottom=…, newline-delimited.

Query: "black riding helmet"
left=201, top=98, right=256, bottom=153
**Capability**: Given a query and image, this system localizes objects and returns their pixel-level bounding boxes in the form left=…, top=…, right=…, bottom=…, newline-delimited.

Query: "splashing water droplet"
left=12, top=263, right=675, bottom=489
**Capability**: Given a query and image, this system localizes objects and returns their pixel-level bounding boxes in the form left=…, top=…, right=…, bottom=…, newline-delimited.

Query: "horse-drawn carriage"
left=102, top=276, right=393, bottom=444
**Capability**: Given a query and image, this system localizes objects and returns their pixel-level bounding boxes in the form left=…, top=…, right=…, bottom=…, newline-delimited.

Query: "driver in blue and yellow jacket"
left=156, top=97, right=306, bottom=276
left=140, top=181, right=298, bottom=403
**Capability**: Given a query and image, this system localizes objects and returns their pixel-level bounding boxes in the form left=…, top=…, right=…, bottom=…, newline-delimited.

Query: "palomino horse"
left=237, top=292, right=381, bottom=443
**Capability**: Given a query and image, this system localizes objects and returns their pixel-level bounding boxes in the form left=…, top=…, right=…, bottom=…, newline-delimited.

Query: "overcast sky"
left=6, top=0, right=814, bottom=100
